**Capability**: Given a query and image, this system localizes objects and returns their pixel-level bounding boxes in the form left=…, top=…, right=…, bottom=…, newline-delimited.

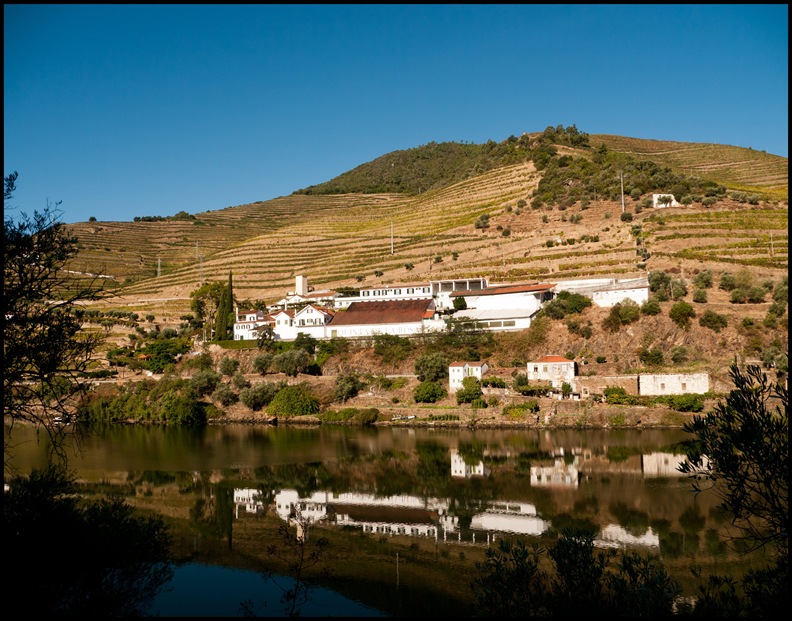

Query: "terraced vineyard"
left=590, top=134, right=788, bottom=200
left=65, top=137, right=787, bottom=317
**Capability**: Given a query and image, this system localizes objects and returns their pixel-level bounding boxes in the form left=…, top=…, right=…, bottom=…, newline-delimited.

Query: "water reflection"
left=245, top=446, right=688, bottom=551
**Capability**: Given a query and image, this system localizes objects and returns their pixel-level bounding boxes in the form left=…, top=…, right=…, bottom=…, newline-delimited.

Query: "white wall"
left=638, top=373, right=709, bottom=395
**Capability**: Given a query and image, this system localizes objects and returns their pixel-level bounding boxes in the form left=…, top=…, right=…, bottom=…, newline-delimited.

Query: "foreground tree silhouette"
left=3, top=466, right=174, bottom=616
left=679, top=363, right=788, bottom=615
left=4, top=172, right=106, bottom=463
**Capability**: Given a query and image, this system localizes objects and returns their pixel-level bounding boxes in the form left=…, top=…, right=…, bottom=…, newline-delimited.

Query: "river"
left=4, top=422, right=767, bottom=616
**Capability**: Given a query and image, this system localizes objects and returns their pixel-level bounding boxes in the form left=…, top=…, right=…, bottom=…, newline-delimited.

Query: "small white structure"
left=526, top=355, right=576, bottom=388
left=652, top=193, right=680, bottom=209
left=449, top=360, right=489, bottom=392
left=638, top=373, right=709, bottom=396
left=450, top=449, right=490, bottom=478
left=327, top=299, right=444, bottom=339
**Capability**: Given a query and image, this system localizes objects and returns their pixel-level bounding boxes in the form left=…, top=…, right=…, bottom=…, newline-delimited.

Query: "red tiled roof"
left=532, top=355, right=574, bottom=363
left=450, top=283, right=555, bottom=297
left=450, top=360, right=487, bottom=367
left=329, top=299, right=434, bottom=326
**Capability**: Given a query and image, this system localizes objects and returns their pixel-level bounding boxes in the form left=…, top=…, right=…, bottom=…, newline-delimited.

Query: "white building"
left=526, top=355, right=576, bottom=388
left=326, top=299, right=445, bottom=339
left=638, top=373, right=709, bottom=396
left=449, top=361, right=490, bottom=392
left=450, top=282, right=555, bottom=331
left=550, top=277, right=649, bottom=308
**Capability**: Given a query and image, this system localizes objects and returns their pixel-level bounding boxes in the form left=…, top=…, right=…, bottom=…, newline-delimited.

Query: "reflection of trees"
left=3, top=466, right=173, bottom=616
left=609, top=501, right=650, bottom=536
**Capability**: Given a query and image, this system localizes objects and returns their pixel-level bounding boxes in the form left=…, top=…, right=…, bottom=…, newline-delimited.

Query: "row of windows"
left=360, top=287, right=430, bottom=296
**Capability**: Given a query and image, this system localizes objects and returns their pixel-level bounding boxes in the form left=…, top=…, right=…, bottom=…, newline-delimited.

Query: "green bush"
left=334, top=373, right=366, bottom=403
left=456, top=377, right=483, bottom=405
left=669, top=301, right=695, bottom=329
left=699, top=310, right=728, bottom=333
left=413, top=381, right=447, bottom=403
left=670, top=346, right=688, bottom=364
left=640, top=299, right=661, bottom=315
left=219, top=356, right=239, bottom=376
left=212, top=383, right=239, bottom=406
left=639, top=347, right=665, bottom=366
left=719, top=272, right=736, bottom=291
left=692, top=289, right=707, bottom=303
left=189, top=369, right=221, bottom=396
left=596, top=356, right=607, bottom=363
left=693, top=270, right=713, bottom=289
left=267, top=384, right=320, bottom=417
left=414, top=352, right=449, bottom=382
left=239, top=381, right=283, bottom=411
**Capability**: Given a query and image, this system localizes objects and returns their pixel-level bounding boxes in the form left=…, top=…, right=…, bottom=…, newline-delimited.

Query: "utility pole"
left=391, top=221, right=394, bottom=255
left=620, top=171, right=625, bottom=213
left=157, top=257, right=161, bottom=278
left=770, top=232, right=774, bottom=257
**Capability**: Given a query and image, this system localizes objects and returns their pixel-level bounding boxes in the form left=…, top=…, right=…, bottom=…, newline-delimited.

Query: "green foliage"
left=657, top=393, right=705, bottom=412
left=253, top=352, right=274, bottom=375
left=293, top=332, right=318, bottom=355
left=669, top=301, right=695, bottom=329
left=719, top=272, right=736, bottom=291
left=272, top=349, right=312, bottom=377
left=267, top=384, right=320, bottom=417
left=481, top=376, right=507, bottom=388
left=503, top=400, right=539, bottom=417
left=694, top=270, right=713, bottom=289
left=239, top=381, right=283, bottom=411
left=294, top=138, right=536, bottom=195
left=543, top=290, right=593, bottom=319
left=320, top=407, right=380, bottom=425
left=373, top=333, right=413, bottom=363
left=453, top=296, right=468, bottom=310
left=213, top=271, right=234, bottom=341
left=639, top=347, right=665, bottom=366
left=456, top=376, right=483, bottom=405
left=219, top=356, right=239, bottom=376
left=649, top=271, right=671, bottom=294
left=414, top=352, right=449, bottom=382
left=640, top=298, right=661, bottom=315
left=693, top=288, right=708, bottom=303
left=212, top=383, right=238, bottom=407
left=413, top=380, right=447, bottom=403
left=334, top=373, right=366, bottom=403
left=680, top=364, right=788, bottom=557
left=189, top=369, right=221, bottom=396
left=670, top=346, right=689, bottom=364
left=699, top=309, right=729, bottom=332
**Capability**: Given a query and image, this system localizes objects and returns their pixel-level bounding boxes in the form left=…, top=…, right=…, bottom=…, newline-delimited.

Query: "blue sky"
left=4, top=4, right=788, bottom=224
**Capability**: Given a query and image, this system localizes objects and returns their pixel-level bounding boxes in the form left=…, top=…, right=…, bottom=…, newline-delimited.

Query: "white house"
left=271, top=304, right=335, bottom=341
left=326, top=299, right=444, bottom=339
left=448, top=360, right=490, bottom=392
left=233, top=309, right=274, bottom=341
left=652, top=193, right=680, bottom=209
left=638, top=373, right=709, bottom=396
left=526, top=355, right=576, bottom=388
left=550, top=277, right=649, bottom=308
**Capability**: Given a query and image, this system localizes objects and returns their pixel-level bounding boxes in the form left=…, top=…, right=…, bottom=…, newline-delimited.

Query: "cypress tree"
left=214, top=271, right=234, bottom=341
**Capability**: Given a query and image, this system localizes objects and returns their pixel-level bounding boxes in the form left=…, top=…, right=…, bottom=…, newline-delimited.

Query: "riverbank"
left=208, top=399, right=697, bottom=429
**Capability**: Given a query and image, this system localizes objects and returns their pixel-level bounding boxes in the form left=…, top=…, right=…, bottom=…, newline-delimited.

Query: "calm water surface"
left=5, top=423, right=765, bottom=616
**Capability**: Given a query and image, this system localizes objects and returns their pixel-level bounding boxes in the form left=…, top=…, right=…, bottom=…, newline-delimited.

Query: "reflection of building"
left=450, top=449, right=490, bottom=478
left=642, top=453, right=687, bottom=477
left=530, top=449, right=579, bottom=487
left=597, top=524, right=660, bottom=549
left=234, top=488, right=267, bottom=516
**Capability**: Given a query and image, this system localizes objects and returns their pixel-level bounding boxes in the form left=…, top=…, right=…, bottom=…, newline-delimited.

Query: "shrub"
left=746, top=287, right=766, bottom=304
left=719, top=272, right=736, bottom=291
left=239, top=381, right=283, bottom=411
left=730, top=289, right=748, bottom=304
left=334, top=373, right=366, bottom=403
left=414, top=352, right=450, bottom=382
left=481, top=376, right=507, bottom=388
left=640, top=347, right=665, bottom=366
left=692, top=289, right=707, bottom=303
left=211, top=383, right=239, bottom=406
left=617, top=299, right=641, bottom=324
left=456, top=377, right=483, bottom=405
left=663, top=394, right=705, bottom=412
left=669, top=301, right=695, bottom=329
left=620, top=211, right=633, bottom=222
left=232, top=373, right=250, bottom=390
left=670, top=346, right=688, bottom=364
left=470, top=398, right=488, bottom=409
left=694, top=270, right=713, bottom=289
left=268, top=384, right=320, bottom=417
left=272, top=349, right=312, bottom=377
left=699, top=310, right=728, bottom=333
left=253, top=352, right=274, bottom=375
left=596, top=355, right=607, bottom=363
left=189, top=369, right=221, bottom=396
left=640, top=299, right=661, bottom=315
left=670, top=279, right=688, bottom=300
left=219, top=356, right=239, bottom=376
left=413, top=381, right=447, bottom=403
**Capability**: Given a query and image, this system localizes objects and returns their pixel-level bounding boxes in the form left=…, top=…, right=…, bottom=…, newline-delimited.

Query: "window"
left=681, top=382, right=687, bottom=391
left=533, top=366, right=539, bottom=373
left=660, top=383, right=665, bottom=390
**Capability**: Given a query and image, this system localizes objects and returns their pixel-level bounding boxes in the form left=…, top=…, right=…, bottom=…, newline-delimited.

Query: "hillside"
left=65, top=131, right=787, bottom=383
